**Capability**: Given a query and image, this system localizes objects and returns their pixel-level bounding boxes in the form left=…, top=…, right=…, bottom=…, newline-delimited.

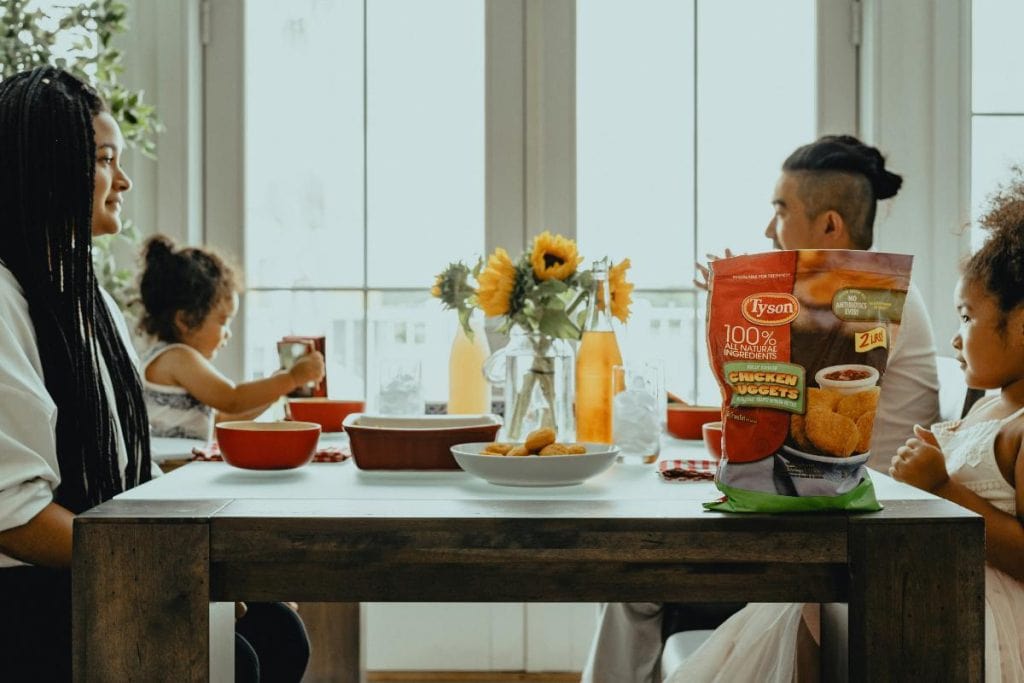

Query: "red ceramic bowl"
left=702, top=420, right=723, bottom=460
left=666, top=404, right=721, bottom=440
left=215, top=420, right=321, bottom=470
left=287, top=398, right=365, bottom=432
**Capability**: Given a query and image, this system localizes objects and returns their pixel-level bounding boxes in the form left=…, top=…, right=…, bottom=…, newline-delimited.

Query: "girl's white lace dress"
left=665, top=407, right=1024, bottom=683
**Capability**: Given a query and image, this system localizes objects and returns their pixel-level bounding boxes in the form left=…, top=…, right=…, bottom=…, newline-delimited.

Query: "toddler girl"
left=138, top=234, right=325, bottom=441
left=889, top=174, right=1024, bottom=681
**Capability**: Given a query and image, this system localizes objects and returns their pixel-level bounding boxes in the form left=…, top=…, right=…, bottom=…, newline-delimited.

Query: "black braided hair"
left=963, top=167, right=1024, bottom=330
left=782, top=134, right=904, bottom=249
left=0, top=67, right=150, bottom=513
left=138, top=233, right=241, bottom=343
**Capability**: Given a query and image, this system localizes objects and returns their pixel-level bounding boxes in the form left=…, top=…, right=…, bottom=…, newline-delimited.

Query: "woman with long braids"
left=0, top=67, right=309, bottom=682
left=0, top=66, right=154, bottom=680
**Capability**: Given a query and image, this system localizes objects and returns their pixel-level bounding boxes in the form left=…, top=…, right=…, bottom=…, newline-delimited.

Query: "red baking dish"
left=342, top=414, right=502, bottom=470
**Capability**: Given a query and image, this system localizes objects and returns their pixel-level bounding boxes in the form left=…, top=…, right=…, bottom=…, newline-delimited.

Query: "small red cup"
left=702, top=420, right=723, bottom=460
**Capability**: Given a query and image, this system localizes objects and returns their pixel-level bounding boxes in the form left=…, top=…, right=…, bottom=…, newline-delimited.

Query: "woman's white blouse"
left=0, top=264, right=160, bottom=567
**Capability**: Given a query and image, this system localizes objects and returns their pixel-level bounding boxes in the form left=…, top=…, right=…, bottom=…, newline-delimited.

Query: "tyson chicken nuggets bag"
left=704, top=250, right=913, bottom=513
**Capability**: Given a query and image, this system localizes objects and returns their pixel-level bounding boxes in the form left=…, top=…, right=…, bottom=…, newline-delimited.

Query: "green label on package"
left=724, top=361, right=806, bottom=414
left=831, top=288, right=907, bottom=323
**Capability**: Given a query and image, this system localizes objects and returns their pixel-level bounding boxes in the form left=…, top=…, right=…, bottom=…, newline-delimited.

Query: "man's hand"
left=889, top=424, right=950, bottom=493
left=693, top=249, right=735, bottom=291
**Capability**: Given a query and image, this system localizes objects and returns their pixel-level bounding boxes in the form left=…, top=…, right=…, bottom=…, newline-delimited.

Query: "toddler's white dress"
left=665, top=407, right=1024, bottom=683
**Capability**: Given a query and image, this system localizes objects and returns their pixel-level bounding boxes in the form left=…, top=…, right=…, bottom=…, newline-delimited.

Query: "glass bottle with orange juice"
left=575, top=259, right=622, bottom=443
left=448, top=315, right=491, bottom=414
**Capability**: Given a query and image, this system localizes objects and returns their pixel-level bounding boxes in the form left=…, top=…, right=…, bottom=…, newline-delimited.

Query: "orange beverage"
left=448, top=320, right=491, bottom=414
left=575, top=330, right=622, bottom=443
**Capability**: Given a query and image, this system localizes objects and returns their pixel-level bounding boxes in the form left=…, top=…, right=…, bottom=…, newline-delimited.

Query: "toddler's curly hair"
left=963, top=167, right=1024, bottom=329
left=138, top=234, right=242, bottom=342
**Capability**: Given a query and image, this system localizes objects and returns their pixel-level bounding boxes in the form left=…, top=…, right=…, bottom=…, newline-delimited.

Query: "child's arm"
left=215, top=374, right=295, bottom=422
left=892, top=424, right=1024, bottom=582
left=215, top=402, right=275, bottom=424
left=158, top=345, right=325, bottom=415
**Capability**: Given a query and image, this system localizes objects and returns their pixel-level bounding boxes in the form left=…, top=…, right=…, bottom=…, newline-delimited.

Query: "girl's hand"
left=289, top=351, right=326, bottom=386
left=889, top=424, right=950, bottom=492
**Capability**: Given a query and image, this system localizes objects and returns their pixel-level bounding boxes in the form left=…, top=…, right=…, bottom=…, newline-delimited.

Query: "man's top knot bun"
left=783, top=134, right=903, bottom=201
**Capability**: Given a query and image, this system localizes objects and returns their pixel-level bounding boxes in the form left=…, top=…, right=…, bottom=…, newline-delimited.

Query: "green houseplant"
left=1, top=0, right=162, bottom=318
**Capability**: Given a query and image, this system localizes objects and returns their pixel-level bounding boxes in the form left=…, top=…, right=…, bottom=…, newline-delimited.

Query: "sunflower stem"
left=506, top=334, right=558, bottom=440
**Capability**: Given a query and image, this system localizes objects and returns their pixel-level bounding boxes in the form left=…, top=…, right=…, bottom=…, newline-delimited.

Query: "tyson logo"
left=740, top=293, right=800, bottom=326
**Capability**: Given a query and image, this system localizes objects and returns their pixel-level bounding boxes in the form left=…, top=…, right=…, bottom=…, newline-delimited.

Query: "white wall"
left=860, top=0, right=971, bottom=355
left=116, top=0, right=203, bottom=247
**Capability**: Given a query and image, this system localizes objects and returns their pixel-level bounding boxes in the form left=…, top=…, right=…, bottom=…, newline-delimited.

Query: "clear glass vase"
left=484, top=329, right=575, bottom=442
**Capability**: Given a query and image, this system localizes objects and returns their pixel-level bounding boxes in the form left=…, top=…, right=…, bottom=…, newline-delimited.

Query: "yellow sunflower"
left=476, top=248, right=517, bottom=317
left=430, top=275, right=442, bottom=299
left=530, top=231, right=582, bottom=281
left=608, top=258, right=634, bottom=323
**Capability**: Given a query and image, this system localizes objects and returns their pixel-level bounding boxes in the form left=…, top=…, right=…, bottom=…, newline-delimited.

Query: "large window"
left=241, top=0, right=484, bottom=403
left=211, top=0, right=843, bottom=407
left=577, top=0, right=816, bottom=403
left=971, top=0, right=1024, bottom=249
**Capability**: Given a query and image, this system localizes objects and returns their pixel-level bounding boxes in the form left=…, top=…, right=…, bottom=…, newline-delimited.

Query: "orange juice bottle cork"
left=575, top=260, right=623, bottom=443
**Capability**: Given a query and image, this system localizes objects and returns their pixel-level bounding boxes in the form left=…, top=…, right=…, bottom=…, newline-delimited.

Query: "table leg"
left=73, top=520, right=219, bottom=682
left=299, top=602, right=363, bottom=683
left=847, top=517, right=984, bottom=681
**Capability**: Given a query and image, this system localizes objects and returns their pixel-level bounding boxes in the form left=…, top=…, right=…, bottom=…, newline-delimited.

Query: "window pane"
left=694, top=292, right=719, bottom=405
left=244, top=0, right=365, bottom=289
left=618, top=292, right=699, bottom=402
left=577, top=0, right=695, bottom=289
left=972, top=0, right=1024, bottom=113
left=367, top=291, right=458, bottom=404
left=244, top=291, right=366, bottom=401
left=366, top=0, right=485, bottom=288
left=696, top=0, right=816, bottom=262
left=971, top=117, right=1024, bottom=250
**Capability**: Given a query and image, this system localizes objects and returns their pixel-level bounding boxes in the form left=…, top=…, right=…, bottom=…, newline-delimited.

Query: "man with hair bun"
left=582, top=134, right=941, bottom=683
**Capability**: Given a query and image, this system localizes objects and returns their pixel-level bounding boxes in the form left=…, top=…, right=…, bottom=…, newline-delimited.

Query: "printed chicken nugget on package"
left=704, top=249, right=914, bottom=512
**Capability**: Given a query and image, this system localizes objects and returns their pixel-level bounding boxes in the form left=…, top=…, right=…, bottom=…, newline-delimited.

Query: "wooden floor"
left=368, top=673, right=579, bottom=682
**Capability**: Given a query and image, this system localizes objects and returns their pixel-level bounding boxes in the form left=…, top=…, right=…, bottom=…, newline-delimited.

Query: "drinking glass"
left=612, top=361, right=663, bottom=464
left=375, top=359, right=425, bottom=415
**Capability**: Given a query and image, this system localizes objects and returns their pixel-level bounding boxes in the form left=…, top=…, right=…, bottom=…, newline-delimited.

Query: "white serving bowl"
left=450, top=442, right=618, bottom=487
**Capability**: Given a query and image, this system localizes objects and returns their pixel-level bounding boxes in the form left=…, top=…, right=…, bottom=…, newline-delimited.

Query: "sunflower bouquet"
left=433, top=231, right=633, bottom=438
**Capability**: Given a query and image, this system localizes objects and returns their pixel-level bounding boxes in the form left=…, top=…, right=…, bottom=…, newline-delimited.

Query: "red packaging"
left=704, top=250, right=913, bottom=512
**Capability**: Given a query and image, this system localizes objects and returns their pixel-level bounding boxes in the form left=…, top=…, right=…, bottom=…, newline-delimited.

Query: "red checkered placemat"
left=191, top=442, right=350, bottom=463
left=658, top=458, right=717, bottom=481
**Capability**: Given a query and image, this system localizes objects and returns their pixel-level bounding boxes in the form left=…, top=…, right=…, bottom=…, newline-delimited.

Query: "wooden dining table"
left=72, top=442, right=985, bottom=682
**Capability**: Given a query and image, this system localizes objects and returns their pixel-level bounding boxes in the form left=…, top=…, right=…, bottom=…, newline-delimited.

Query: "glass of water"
left=612, top=361, right=663, bottom=464
left=376, top=359, right=425, bottom=415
